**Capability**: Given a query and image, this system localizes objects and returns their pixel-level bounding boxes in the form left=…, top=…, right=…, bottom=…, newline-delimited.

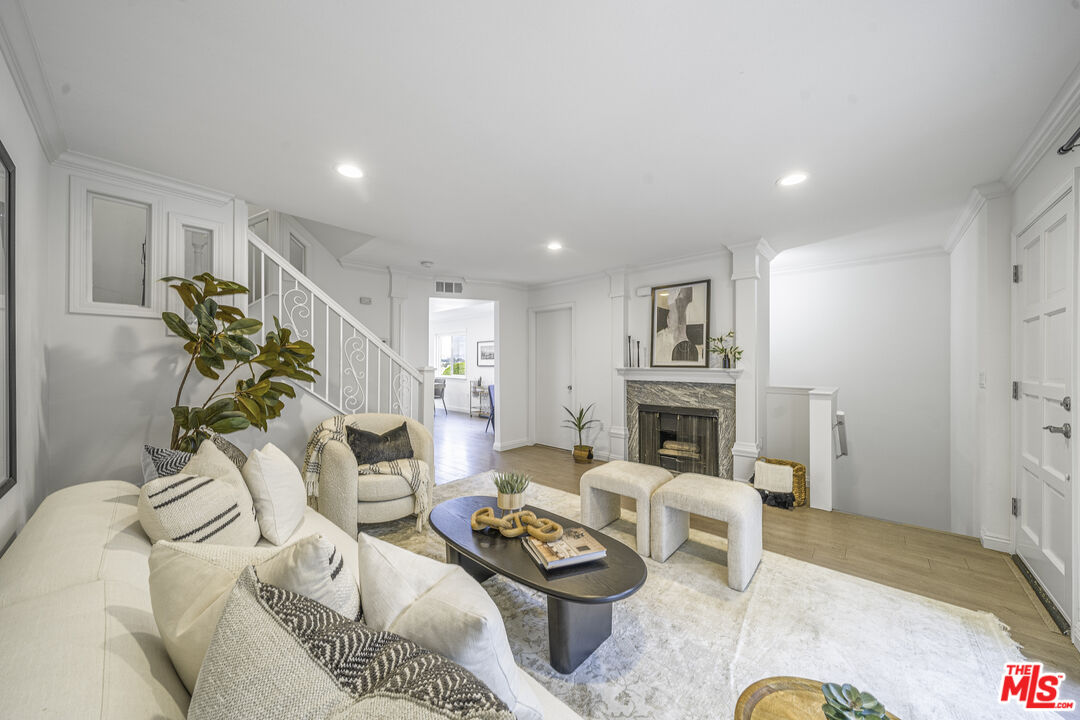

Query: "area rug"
left=366, top=473, right=1072, bottom=719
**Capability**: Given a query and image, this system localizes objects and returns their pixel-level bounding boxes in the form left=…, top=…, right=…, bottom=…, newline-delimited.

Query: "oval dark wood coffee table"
left=430, top=495, right=647, bottom=673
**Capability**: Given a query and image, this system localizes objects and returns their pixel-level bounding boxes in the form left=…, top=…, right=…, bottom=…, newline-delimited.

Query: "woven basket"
left=756, top=457, right=808, bottom=507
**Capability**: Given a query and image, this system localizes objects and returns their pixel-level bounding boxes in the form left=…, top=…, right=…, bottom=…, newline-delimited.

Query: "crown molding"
left=770, top=246, right=947, bottom=277
left=55, top=151, right=234, bottom=206
left=338, top=256, right=391, bottom=273
left=1003, top=59, right=1080, bottom=190
left=0, top=0, right=66, bottom=160
left=944, top=181, right=1010, bottom=253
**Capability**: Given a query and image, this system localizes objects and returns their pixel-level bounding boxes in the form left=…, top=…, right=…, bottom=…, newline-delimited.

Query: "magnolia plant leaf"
left=161, top=311, right=197, bottom=340
left=225, top=318, right=262, bottom=335
left=194, top=356, right=220, bottom=379
left=209, top=415, right=250, bottom=433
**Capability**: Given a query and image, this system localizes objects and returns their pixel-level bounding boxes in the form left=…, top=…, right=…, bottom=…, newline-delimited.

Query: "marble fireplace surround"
left=625, top=379, right=736, bottom=479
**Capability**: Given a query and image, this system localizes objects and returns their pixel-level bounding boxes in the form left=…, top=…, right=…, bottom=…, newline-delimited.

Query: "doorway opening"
left=429, top=298, right=497, bottom=483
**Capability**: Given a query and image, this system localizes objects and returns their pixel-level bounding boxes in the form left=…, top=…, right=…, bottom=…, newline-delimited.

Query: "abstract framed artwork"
left=650, top=279, right=710, bottom=368
left=477, top=340, right=495, bottom=366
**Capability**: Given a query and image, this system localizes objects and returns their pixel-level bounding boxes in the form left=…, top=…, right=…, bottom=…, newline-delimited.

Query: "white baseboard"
left=493, top=438, right=530, bottom=452
left=981, top=531, right=1013, bottom=554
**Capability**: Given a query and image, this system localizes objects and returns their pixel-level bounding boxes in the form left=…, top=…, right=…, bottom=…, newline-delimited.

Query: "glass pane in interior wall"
left=289, top=234, right=306, bottom=273
left=90, top=194, right=151, bottom=306
left=249, top=217, right=269, bottom=243
left=184, top=226, right=213, bottom=278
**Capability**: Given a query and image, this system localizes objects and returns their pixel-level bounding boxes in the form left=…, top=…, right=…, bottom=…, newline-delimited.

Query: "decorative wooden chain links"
left=470, top=507, right=564, bottom=543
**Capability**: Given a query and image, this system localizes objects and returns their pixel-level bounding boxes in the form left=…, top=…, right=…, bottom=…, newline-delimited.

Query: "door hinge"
left=1013, top=264, right=1021, bottom=283
left=1012, top=497, right=1020, bottom=517
left=1012, top=381, right=1020, bottom=400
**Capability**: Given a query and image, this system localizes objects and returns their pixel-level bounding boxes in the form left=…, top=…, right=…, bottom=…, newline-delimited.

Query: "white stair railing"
left=246, top=230, right=431, bottom=425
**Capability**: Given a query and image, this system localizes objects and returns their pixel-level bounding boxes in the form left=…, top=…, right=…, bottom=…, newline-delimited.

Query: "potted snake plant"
left=563, top=403, right=600, bottom=463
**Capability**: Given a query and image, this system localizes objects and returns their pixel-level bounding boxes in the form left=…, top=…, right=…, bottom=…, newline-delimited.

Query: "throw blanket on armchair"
left=303, top=417, right=433, bottom=530
left=359, top=459, right=432, bottom=532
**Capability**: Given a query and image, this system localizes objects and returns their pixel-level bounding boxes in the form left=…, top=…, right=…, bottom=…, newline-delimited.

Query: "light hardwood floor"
left=432, top=411, right=1080, bottom=677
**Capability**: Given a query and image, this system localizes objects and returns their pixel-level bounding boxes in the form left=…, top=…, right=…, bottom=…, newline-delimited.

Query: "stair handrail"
left=246, top=229, right=421, bottom=383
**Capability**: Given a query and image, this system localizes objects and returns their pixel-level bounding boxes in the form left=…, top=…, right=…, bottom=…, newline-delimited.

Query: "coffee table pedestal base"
left=548, top=597, right=612, bottom=674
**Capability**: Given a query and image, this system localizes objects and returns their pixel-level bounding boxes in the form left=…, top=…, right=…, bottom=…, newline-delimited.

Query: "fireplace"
left=638, top=405, right=719, bottom=475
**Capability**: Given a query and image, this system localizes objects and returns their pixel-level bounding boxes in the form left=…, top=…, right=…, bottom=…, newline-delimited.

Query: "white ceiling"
left=17, top=1, right=1080, bottom=284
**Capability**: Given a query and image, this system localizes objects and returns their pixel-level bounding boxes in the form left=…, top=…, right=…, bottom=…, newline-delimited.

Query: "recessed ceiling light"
left=777, top=171, right=808, bottom=187
left=546, top=240, right=563, bottom=251
left=335, top=163, right=364, bottom=179
left=420, top=260, right=434, bottom=268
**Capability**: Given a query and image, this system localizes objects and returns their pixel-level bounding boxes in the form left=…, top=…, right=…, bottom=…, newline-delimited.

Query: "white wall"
left=526, top=253, right=735, bottom=460
left=429, top=302, right=495, bottom=413
left=949, top=216, right=979, bottom=536
left=0, top=51, right=49, bottom=549
left=771, top=250, right=952, bottom=531
left=401, top=279, right=529, bottom=450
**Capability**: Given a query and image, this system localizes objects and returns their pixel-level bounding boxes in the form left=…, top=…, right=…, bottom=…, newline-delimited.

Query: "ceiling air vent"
left=434, top=278, right=464, bottom=295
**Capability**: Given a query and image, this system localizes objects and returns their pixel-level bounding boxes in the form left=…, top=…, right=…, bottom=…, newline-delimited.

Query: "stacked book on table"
left=523, top=527, right=606, bottom=570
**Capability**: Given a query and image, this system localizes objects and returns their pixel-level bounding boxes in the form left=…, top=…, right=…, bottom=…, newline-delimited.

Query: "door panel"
left=1015, top=188, right=1073, bottom=620
left=535, top=308, right=573, bottom=450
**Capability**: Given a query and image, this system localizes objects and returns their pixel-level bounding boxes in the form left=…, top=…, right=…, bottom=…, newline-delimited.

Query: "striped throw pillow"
left=138, top=473, right=260, bottom=546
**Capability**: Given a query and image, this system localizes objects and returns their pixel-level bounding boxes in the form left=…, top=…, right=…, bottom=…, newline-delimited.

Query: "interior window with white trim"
left=90, top=193, right=152, bottom=306
left=435, top=332, right=467, bottom=377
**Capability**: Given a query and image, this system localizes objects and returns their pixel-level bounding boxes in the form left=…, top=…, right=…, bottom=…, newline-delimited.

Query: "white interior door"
left=1015, top=187, right=1074, bottom=620
left=535, top=307, right=573, bottom=449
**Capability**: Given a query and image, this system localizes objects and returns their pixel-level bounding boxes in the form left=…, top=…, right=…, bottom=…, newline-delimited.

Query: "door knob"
left=567, top=385, right=573, bottom=391
left=1062, top=396, right=1072, bottom=412
left=1042, top=423, right=1072, bottom=439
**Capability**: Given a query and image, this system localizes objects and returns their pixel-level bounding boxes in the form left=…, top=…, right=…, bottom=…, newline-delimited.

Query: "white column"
left=421, top=366, right=436, bottom=433
left=727, top=239, right=776, bottom=481
left=388, top=269, right=408, bottom=355
left=608, top=270, right=629, bottom=460
left=808, top=387, right=838, bottom=510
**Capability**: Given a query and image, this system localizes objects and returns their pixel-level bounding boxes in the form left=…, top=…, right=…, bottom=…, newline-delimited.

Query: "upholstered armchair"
left=313, top=413, right=435, bottom=535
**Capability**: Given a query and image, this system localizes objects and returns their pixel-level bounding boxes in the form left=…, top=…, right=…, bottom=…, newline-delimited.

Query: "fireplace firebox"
left=638, top=404, right=719, bottom=476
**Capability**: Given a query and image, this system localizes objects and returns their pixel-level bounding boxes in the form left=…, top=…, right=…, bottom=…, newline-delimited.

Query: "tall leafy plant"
left=161, top=273, right=319, bottom=452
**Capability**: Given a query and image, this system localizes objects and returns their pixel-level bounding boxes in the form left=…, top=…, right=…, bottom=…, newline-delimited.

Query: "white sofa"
left=0, top=480, right=580, bottom=719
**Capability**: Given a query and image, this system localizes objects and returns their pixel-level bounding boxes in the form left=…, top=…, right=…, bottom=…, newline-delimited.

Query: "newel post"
left=421, top=366, right=436, bottom=433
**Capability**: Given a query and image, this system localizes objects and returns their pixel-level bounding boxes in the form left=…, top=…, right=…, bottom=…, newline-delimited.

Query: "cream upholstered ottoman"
left=650, top=473, right=763, bottom=591
left=580, top=461, right=673, bottom=557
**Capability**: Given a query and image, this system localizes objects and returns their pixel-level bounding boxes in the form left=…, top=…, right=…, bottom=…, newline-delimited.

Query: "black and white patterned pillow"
left=209, top=433, right=248, bottom=471
left=141, top=444, right=193, bottom=486
left=188, top=567, right=512, bottom=720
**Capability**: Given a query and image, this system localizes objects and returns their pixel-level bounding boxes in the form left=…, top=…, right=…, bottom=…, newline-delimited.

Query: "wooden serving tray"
left=734, top=677, right=900, bottom=720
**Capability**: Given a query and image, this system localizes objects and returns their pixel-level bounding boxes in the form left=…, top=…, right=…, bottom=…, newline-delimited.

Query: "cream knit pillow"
left=149, top=534, right=360, bottom=693
left=241, top=443, right=307, bottom=545
left=181, top=440, right=261, bottom=546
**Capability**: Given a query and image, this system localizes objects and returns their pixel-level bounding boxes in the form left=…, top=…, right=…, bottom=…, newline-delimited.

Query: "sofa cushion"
left=189, top=567, right=513, bottom=720
left=149, top=534, right=360, bottom=693
left=357, top=472, right=414, bottom=502
left=356, top=533, right=542, bottom=720
left=138, top=474, right=261, bottom=546
left=0, top=481, right=151, bottom=608
left=0, top=579, right=188, bottom=719
left=242, top=442, right=307, bottom=544
left=346, top=421, right=414, bottom=465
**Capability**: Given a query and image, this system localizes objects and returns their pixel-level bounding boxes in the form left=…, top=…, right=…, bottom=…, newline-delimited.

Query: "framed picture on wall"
left=650, top=279, right=710, bottom=368
left=477, top=340, right=495, bottom=367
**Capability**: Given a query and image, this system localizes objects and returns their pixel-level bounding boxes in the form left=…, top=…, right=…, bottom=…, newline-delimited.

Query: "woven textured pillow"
left=137, top=474, right=261, bottom=546
left=346, top=422, right=414, bottom=465
left=149, top=534, right=360, bottom=693
left=188, top=567, right=512, bottom=720
left=141, top=444, right=193, bottom=485
left=182, top=440, right=261, bottom=546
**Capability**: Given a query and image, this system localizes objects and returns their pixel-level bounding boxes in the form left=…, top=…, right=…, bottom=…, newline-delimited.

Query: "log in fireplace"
left=638, top=404, right=719, bottom=475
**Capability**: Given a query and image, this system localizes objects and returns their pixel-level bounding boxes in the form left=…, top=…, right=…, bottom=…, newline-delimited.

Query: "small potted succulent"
left=708, top=330, right=743, bottom=369
left=493, top=471, right=530, bottom=515
left=562, top=403, right=600, bottom=463
left=821, top=683, right=891, bottom=720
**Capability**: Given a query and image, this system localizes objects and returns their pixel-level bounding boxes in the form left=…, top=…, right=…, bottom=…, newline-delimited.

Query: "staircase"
left=245, top=231, right=432, bottom=426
